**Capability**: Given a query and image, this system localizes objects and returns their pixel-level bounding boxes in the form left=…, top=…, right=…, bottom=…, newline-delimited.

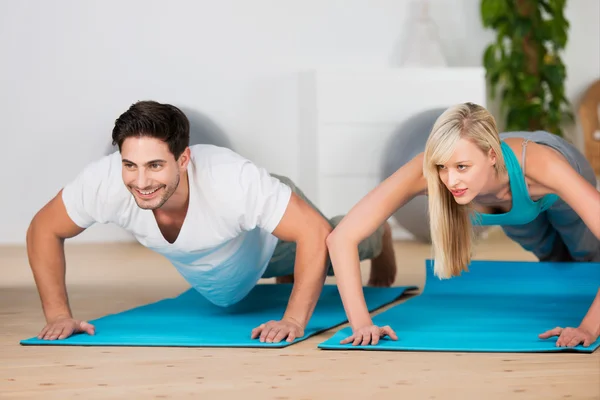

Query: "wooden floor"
left=1, top=228, right=598, bottom=400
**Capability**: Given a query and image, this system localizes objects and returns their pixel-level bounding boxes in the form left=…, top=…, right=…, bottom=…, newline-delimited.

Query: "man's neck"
left=154, top=172, right=190, bottom=219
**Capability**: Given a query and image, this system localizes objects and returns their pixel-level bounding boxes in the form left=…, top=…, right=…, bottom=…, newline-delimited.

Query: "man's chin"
left=135, top=202, right=159, bottom=210
left=133, top=196, right=165, bottom=210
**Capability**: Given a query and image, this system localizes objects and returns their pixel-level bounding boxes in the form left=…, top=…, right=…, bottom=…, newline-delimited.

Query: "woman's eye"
left=437, top=165, right=445, bottom=170
left=458, top=165, right=468, bottom=171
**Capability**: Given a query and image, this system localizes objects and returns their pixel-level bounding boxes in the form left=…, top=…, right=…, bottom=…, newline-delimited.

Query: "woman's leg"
left=501, top=212, right=574, bottom=261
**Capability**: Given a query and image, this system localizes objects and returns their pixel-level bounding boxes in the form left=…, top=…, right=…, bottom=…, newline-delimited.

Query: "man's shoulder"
left=189, top=144, right=249, bottom=166
left=61, top=151, right=131, bottom=227
left=189, top=144, right=258, bottom=180
left=77, top=151, right=125, bottom=188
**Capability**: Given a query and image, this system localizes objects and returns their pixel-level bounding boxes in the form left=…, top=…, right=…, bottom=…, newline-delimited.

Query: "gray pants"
left=262, top=174, right=385, bottom=278
left=499, top=131, right=600, bottom=262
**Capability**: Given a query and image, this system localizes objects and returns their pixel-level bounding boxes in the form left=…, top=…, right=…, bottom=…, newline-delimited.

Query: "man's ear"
left=178, top=147, right=191, bottom=169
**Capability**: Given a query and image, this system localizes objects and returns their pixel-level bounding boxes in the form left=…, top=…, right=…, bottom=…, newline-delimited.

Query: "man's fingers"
left=57, top=327, right=71, bottom=340
left=259, top=325, right=271, bottom=341
left=567, top=336, right=583, bottom=348
left=360, top=332, right=372, bottom=346
left=46, top=327, right=61, bottom=340
left=371, top=331, right=380, bottom=346
left=79, top=321, right=95, bottom=335
left=259, top=329, right=270, bottom=342
left=266, top=328, right=281, bottom=343
left=43, top=329, right=53, bottom=340
left=286, top=331, right=297, bottom=343
left=382, top=326, right=398, bottom=341
left=539, top=326, right=562, bottom=339
left=260, top=325, right=277, bottom=342
left=340, top=335, right=355, bottom=345
left=273, top=329, right=289, bottom=343
left=251, top=324, right=265, bottom=339
left=38, top=326, right=50, bottom=340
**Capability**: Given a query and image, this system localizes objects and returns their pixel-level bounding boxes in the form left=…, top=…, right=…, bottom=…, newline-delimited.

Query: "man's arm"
left=252, top=192, right=332, bottom=343
left=27, top=189, right=93, bottom=339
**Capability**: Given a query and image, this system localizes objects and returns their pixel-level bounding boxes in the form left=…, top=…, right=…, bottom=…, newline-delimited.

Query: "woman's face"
left=436, top=138, right=497, bottom=205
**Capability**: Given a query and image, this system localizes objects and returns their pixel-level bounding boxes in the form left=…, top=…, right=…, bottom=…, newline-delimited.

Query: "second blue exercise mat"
left=20, top=284, right=413, bottom=348
left=319, top=260, right=600, bottom=353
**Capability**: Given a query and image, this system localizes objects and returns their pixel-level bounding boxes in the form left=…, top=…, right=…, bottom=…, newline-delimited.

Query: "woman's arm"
left=525, top=143, right=600, bottom=347
left=525, top=142, right=600, bottom=240
left=326, top=153, right=428, bottom=345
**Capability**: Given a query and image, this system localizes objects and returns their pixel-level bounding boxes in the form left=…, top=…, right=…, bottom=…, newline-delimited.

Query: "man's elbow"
left=26, top=213, right=40, bottom=247
left=299, top=215, right=331, bottom=252
left=314, top=218, right=332, bottom=247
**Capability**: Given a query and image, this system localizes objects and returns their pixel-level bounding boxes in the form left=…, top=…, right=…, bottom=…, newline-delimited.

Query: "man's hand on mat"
left=37, top=316, right=95, bottom=340
left=538, top=326, right=597, bottom=348
left=251, top=318, right=304, bottom=343
left=341, top=324, right=398, bottom=346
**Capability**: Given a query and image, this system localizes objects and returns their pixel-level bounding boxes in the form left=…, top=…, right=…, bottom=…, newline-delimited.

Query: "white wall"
left=1, top=0, right=598, bottom=244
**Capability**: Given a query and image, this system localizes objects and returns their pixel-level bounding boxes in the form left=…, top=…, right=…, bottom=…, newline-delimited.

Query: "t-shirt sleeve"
left=61, top=154, right=117, bottom=228
left=206, top=148, right=292, bottom=234
left=235, top=160, right=292, bottom=233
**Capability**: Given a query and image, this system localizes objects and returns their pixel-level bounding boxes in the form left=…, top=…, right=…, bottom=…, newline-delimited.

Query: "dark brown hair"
left=112, top=100, right=190, bottom=159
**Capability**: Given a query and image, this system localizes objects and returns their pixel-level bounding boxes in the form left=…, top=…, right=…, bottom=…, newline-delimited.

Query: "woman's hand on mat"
left=37, top=316, right=95, bottom=340
left=251, top=318, right=304, bottom=343
left=341, top=324, right=397, bottom=346
left=538, top=326, right=598, bottom=348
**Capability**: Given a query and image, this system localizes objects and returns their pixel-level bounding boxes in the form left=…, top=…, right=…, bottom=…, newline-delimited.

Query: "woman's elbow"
left=326, top=227, right=352, bottom=251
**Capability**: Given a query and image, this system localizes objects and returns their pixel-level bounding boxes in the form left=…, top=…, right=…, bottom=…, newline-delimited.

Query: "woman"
left=326, top=102, right=600, bottom=347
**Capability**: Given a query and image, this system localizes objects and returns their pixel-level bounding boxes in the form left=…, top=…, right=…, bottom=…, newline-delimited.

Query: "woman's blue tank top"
left=472, top=141, right=559, bottom=226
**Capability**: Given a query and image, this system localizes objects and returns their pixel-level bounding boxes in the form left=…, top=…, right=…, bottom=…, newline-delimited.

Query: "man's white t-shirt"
left=61, top=144, right=292, bottom=307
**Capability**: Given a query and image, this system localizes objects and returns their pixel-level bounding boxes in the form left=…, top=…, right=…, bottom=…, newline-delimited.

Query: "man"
left=26, top=100, right=397, bottom=344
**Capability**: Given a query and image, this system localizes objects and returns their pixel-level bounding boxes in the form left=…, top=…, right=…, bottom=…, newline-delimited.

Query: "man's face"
left=120, top=137, right=187, bottom=210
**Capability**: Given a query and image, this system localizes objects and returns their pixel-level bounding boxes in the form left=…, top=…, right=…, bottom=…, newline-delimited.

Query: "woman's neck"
left=475, top=169, right=511, bottom=205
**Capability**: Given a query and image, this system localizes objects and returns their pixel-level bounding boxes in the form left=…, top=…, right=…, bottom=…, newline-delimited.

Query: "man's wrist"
left=580, top=319, right=600, bottom=338
left=350, top=316, right=374, bottom=332
left=282, top=314, right=306, bottom=328
left=46, top=311, right=72, bottom=323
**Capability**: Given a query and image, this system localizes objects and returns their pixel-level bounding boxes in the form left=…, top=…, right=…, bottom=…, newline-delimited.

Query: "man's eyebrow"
left=121, top=159, right=167, bottom=165
left=144, top=159, right=167, bottom=165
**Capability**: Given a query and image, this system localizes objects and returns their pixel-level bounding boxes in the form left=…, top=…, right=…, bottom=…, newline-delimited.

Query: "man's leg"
left=328, top=215, right=397, bottom=286
left=263, top=174, right=396, bottom=286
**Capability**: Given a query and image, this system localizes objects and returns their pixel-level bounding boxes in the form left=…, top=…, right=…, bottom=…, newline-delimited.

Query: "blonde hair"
left=423, top=103, right=505, bottom=279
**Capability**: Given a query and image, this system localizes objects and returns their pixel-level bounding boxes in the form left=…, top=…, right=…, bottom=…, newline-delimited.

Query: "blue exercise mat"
left=319, top=260, right=600, bottom=353
left=20, top=284, right=413, bottom=348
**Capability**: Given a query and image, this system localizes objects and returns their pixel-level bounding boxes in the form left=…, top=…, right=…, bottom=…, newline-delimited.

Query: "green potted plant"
left=480, top=0, right=573, bottom=137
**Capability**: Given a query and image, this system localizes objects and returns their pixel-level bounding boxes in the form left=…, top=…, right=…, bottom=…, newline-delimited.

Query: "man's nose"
left=136, top=170, right=151, bottom=188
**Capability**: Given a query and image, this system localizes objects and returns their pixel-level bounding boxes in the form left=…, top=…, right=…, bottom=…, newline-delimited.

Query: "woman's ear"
left=488, top=148, right=497, bottom=166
